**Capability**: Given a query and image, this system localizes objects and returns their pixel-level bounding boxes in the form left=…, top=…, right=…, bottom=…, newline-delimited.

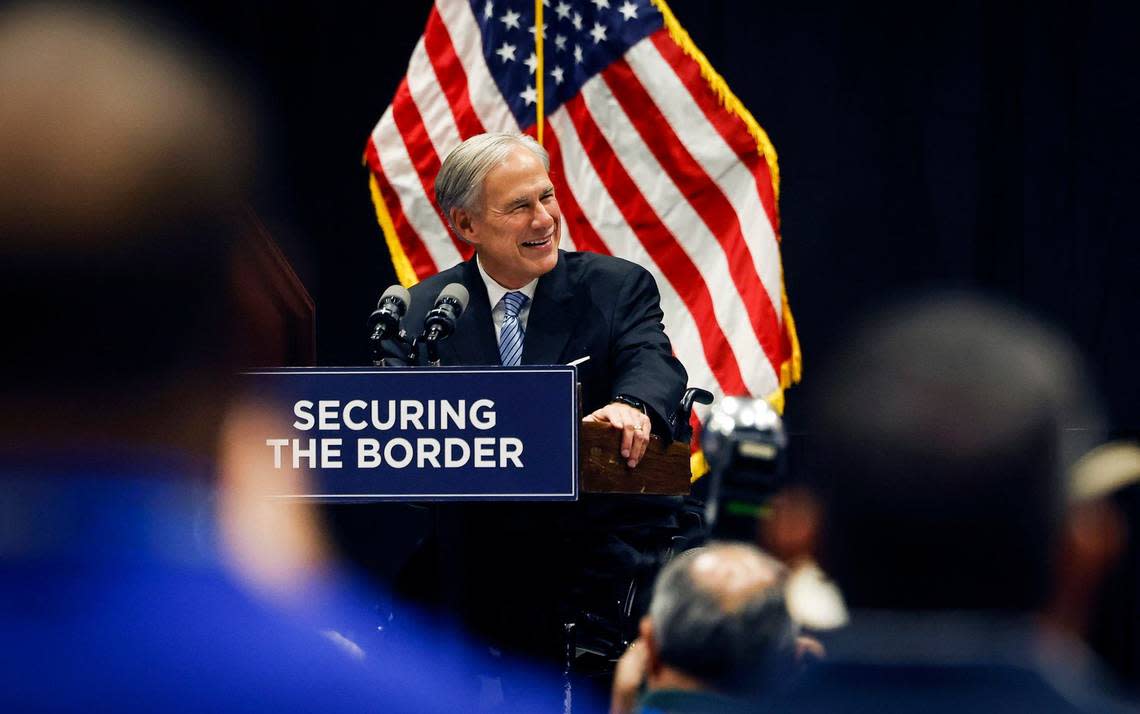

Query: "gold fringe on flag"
left=369, top=173, right=419, bottom=288
left=780, top=280, right=803, bottom=388
left=649, top=0, right=781, bottom=201
left=690, top=450, right=710, bottom=483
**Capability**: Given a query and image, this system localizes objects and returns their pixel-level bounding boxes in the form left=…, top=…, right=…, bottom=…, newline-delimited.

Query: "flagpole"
left=534, top=0, right=544, bottom=145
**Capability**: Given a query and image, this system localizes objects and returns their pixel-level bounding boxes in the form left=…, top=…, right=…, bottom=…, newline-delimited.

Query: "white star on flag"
left=591, top=0, right=611, bottom=9
left=519, top=84, right=537, bottom=105
left=573, top=44, right=583, bottom=63
left=590, top=22, right=607, bottom=44
left=554, top=1, right=571, bottom=19
left=500, top=9, right=521, bottom=30
left=550, top=65, right=565, bottom=84
left=619, top=1, right=638, bottom=20
left=524, top=52, right=538, bottom=74
left=483, top=1, right=493, bottom=20
left=554, top=34, right=567, bottom=51
left=495, top=42, right=516, bottom=62
left=572, top=12, right=582, bottom=30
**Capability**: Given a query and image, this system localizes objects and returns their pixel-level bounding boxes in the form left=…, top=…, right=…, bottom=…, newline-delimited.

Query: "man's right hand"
left=583, top=401, right=652, bottom=468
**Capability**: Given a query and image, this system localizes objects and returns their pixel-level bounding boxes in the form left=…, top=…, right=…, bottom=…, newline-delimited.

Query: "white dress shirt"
left=476, top=256, right=538, bottom=342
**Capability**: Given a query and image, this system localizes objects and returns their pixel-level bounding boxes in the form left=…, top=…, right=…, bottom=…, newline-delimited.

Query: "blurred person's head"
left=805, top=293, right=1103, bottom=613
left=640, top=542, right=797, bottom=698
left=1052, top=441, right=1140, bottom=693
left=0, top=3, right=254, bottom=461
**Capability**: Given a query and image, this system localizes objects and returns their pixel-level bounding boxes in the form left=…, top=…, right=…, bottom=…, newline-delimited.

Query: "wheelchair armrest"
left=670, top=387, right=714, bottom=442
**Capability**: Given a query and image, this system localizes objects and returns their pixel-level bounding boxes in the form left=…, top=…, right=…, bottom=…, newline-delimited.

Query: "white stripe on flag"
left=626, top=39, right=784, bottom=316
left=547, top=110, right=724, bottom=398
left=371, top=108, right=462, bottom=271
left=406, top=37, right=462, bottom=161
left=558, top=218, right=576, bottom=251
left=436, top=0, right=519, bottom=133
left=577, top=74, right=778, bottom=396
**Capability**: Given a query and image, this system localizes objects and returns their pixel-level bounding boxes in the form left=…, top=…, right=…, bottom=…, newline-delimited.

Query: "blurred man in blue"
left=0, top=4, right=494, bottom=711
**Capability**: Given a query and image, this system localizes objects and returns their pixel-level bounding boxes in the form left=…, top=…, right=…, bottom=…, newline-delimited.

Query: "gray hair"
left=650, top=543, right=797, bottom=697
left=434, top=132, right=550, bottom=237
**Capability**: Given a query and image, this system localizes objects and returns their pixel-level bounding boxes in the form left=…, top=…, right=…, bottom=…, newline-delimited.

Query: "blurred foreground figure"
left=610, top=543, right=798, bottom=714
left=777, top=294, right=1125, bottom=713
left=1049, top=442, right=1140, bottom=702
left=0, top=5, right=468, bottom=711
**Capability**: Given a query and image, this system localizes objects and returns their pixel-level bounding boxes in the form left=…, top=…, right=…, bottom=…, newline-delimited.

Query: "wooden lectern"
left=578, top=421, right=691, bottom=496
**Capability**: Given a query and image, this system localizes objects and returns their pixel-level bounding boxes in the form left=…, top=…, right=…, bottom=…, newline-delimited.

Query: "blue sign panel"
left=240, top=366, right=578, bottom=501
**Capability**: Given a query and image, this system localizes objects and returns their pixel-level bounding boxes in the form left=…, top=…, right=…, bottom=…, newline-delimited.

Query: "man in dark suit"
left=403, top=132, right=687, bottom=463
left=392, top=133, right=690, bottom=676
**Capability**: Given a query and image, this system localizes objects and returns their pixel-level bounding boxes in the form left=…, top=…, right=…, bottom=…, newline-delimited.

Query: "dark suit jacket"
left=395, top=250, right=691, bottom=661
left=402, top=249, right=687, bottom=434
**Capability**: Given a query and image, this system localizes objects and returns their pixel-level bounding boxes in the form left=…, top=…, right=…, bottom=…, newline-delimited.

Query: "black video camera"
left=700, top=397, right=787, bottom=542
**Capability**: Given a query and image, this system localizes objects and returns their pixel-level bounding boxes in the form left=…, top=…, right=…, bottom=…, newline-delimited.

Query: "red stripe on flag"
left=390, top=79, right=474, bottom=261
left=423, top=7, right=486, bottom=140
left=364, top=138, right=439, bottom=279
left=543, top=126, right=612, bottom=257
left=601, top=58, right=787, bottom=376
left=649, top=31, right=780, bottom=237
left=562, top=93, right=748, bottom=395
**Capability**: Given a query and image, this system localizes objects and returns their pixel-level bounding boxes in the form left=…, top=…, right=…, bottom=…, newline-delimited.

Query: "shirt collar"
left=476, top=255, right=538, bottom=310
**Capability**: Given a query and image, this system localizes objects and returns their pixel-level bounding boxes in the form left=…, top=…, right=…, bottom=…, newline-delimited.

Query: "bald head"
left=649, top=543, right=795, bottom=696
left=687, top=543, right=784, bottom=613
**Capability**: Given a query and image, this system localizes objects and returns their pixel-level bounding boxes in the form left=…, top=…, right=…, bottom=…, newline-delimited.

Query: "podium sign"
left=241, top=366, right=578, bottom=501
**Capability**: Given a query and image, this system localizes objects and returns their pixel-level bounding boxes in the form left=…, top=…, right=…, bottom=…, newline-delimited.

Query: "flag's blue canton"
left=471, top=0, right=663, bottom=126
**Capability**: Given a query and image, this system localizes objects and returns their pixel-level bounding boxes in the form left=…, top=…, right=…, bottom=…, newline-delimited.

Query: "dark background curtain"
left=140, top=0, right=1139, bottom=436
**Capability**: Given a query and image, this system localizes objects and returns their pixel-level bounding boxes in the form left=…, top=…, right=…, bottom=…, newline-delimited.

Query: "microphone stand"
left=369, top=326, right=417, bottom=367
left=416, top=325, right=445, bottom=366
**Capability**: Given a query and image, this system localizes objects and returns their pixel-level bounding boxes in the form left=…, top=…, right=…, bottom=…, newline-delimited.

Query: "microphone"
left=422, top=283, right=469, bottom=343
left=368, top=284, right=412, bottom=342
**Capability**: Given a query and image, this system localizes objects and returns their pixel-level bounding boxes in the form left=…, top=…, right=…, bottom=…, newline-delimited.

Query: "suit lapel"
left=523, top=251, right=580, bottom=365
left=439, top=257, right=499, bottom=365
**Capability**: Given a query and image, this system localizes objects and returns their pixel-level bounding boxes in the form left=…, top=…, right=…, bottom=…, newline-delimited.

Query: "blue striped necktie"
left=498, top=291, right=528, bottom=367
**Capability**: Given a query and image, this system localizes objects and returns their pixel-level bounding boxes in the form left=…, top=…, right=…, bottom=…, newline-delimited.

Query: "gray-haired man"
left=611, top=543, right=800, bottom=713
left=395, top=132, right=690, bottom=667
left=406, top=132, right=687, bottom=462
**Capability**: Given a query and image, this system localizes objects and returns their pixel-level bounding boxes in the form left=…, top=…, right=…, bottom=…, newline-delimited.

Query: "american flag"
left=364, top=0, right=801, bottom=427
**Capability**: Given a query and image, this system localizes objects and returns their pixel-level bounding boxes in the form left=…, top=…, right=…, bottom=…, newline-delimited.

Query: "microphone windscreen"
left=379, top=284, right=411, bottom=315
left=437, top=283, right=470, bottom=314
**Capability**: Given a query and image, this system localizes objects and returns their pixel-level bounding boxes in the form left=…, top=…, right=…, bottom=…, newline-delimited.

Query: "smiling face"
left=451, top=144, right=561, bottom=289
